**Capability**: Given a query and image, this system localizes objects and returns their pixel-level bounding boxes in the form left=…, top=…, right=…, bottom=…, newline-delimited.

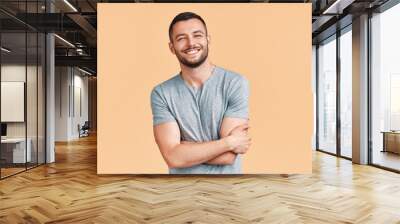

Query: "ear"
left=168, top=42, right=176, bottom=55
left=207, top=35, right=211, bottom=45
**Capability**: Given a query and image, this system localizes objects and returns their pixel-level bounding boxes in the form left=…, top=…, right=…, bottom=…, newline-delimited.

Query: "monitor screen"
left=1, top=123, right=7, bottom=137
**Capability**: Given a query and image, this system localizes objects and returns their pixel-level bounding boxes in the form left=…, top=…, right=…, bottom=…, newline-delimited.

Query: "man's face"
left=169, top=18, right=209, bottom=68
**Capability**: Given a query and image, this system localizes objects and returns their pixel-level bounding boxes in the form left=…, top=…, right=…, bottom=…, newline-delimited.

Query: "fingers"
left=226, top=125, right=252, bottom=153
left=232, top=136, right=252, bottom=154
left=230, top=124, right=250, bottom=136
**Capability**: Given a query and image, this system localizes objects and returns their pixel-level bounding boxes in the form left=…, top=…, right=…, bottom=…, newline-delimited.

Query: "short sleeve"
left=151, top=86, right=176, bottom=126
left=224, top=76, right=250, bottom=119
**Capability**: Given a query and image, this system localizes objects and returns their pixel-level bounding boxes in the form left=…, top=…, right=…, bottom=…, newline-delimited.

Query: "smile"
left=184, top=48, right=200, bottom=55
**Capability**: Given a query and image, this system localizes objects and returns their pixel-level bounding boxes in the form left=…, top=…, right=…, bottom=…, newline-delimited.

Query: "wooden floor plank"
left=0, top=134, right=400, bottom=223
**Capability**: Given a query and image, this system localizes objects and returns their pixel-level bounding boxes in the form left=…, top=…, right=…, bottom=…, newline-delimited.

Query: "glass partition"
left=371, top=3, right=400, bottom=171
left=0, top=1, right=46, bottom=179
left=317, top=35, right=337, bottom=154
left=339, top=27, right=352, bottom=158
left=1, top=31, right=28, bottom=177
left=27, top=31, right=38, bottom=169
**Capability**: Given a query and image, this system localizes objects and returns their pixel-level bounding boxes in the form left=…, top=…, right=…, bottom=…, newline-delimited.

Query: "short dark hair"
left=168, top=12, right=207, bottom=41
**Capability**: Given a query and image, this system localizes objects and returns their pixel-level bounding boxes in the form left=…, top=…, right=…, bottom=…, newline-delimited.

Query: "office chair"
left=79, top=121, right=90, bottom=138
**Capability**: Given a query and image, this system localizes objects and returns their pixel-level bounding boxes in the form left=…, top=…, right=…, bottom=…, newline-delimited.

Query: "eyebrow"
left=175, top=34, right=186, bottom=40
left=174, top=30, right=205, bottom=40
left=193, top=30, right=205, bottom=35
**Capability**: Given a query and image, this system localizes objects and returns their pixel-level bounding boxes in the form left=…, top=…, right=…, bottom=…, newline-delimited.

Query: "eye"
left=194, top=34, right=203, bottom=38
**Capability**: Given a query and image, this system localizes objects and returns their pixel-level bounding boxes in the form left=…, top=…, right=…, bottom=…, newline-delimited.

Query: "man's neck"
left=180, top=61, right=215, bottom=88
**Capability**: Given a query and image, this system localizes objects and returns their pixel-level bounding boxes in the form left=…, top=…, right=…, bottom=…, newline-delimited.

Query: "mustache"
left=183, top=46, right=201, bottom=52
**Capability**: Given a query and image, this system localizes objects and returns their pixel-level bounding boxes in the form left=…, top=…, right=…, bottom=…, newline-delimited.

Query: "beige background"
left=97, top=3, right=312, bottom=174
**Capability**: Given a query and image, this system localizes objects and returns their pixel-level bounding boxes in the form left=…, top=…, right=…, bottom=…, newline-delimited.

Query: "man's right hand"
left=224, top=123, right=251, bottom=154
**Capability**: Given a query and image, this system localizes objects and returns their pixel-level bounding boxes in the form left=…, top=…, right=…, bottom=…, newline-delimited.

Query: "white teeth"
left=185, top=48, right=199, bottom=55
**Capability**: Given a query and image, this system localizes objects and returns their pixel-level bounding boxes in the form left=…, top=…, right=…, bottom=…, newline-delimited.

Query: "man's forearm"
left=205, top=152, right=237, bottom=165
left=181, top=141, right=237, bottom=166
left=166, top=139, right=232, bottom=168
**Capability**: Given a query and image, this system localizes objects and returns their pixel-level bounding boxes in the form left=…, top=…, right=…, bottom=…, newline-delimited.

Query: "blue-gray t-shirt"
left=150, top=66, right=249, bottom=174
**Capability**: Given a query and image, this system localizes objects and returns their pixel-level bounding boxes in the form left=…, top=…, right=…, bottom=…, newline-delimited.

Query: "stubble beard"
left=176, top=45, right=209, bottom=68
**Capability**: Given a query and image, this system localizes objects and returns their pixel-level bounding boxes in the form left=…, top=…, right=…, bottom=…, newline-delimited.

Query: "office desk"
left=1, top=138, right=32, bottom=163
left=381, top=131, right=400, bottom=154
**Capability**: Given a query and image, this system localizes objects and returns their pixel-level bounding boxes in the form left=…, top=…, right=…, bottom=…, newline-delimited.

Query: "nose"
left=187, top=36, right=195, bottom=47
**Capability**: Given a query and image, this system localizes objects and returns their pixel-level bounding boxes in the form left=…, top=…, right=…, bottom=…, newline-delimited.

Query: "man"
left=151, top=12, right=251, bottom=174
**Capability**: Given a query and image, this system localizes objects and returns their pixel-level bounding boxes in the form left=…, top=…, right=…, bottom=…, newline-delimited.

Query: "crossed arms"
left=153, top=117, right=251, bottom=169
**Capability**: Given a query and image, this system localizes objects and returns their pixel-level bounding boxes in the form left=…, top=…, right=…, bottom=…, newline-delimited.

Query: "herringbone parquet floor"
left=1, top=134, right=400, bottom=223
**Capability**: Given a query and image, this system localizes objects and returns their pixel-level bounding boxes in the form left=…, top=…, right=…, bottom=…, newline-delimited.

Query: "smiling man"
left=151, top=12, right=251, bottom=174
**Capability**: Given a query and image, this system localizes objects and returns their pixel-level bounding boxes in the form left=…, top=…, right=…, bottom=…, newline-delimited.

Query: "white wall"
left=55, top=67, right=89, bottom=141
left=1, top=65, right=40, bottom=137
left=55, top=66, right=70, bottom=141
left=72, top=72, right=89, bottom=138
left=1, top=64, right=46, bottom=163
left=1, top=65, right=26, bottom=135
